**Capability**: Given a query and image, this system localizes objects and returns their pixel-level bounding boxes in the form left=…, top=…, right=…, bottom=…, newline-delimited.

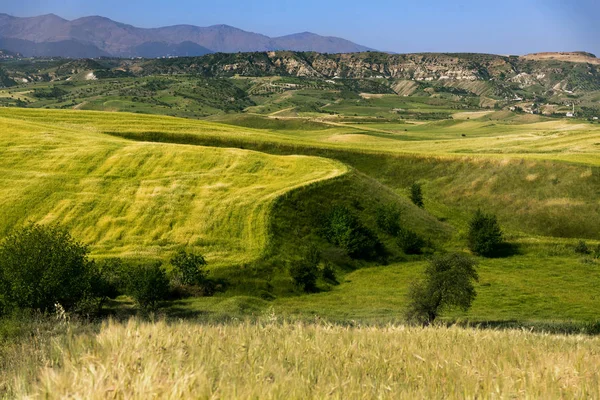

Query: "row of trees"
left=0, top=224, right=210, bottom=316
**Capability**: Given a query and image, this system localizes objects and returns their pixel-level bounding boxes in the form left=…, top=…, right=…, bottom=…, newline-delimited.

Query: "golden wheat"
left=5, top=319, right=599, bottom=399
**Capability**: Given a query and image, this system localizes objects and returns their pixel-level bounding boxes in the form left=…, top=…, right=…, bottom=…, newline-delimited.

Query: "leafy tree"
left=397, top=228, right=426, bottom=255
left=410, top=183, right=424, bottom=208
left=405, top=253, right=478, bottom=325
left=170, top=250, right=208, bottom=286
left=0, top=224, right=96, bottom=312
left=289, top=246, right=320, bottom=293
left=325, top=206, right=383, bottom=260
left=376, top=204, right=402, bottom=236
left=125, top=263, right=170, bottom=310
left=468, top=210, right=503, bottom=257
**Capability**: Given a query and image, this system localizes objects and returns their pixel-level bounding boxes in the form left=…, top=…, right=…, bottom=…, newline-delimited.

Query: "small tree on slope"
left=405, top=253, right=478, bottom=325
left=468, top=210, right=503, bottom=257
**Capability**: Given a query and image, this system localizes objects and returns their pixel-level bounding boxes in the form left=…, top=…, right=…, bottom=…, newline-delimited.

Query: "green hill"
left=0, top=109, right=346, bottom=266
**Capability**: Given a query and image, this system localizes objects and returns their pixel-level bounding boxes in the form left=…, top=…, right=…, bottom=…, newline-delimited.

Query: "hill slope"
left=0, top=109, right=346, bottom=265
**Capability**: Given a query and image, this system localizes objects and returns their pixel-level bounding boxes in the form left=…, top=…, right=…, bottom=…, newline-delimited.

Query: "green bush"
left=289, top=246, right=320, bottom=293
left=376, top=204, right=401, bottom=236
left=325, top=206, right=383, bottom=260
left=397, top=229, right=426, bottom=255
left=410, top=183, right=424, bottom=208
left=125, top=263, right=170, bottom=310
left=574, top=240, right=591, bottom=255
left=468, top=210, right=504, bottom=257
left=170, top=250, right=208, bottom=286
left=88, top=258, right=127, bottom=312
left=405, top=253, right=478, bottom=325
left=321, top=261, right=338, bottom=285
left=0, top=224, right=96, bottom=313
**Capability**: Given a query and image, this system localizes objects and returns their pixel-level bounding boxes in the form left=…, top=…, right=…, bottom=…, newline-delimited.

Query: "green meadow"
left=0, top=107, right=598, bottom=325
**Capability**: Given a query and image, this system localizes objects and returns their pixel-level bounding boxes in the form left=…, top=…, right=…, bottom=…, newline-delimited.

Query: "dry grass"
left=4, top=319, right=600, bottom=399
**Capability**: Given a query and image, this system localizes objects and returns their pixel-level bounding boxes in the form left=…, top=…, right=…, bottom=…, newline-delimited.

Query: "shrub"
left=468, top=210, right=504, bottom=257
left=87, top=258, right=127, bottom=312
left=289, top=246, right=320, bottom=293
left=410, top=183, right=424, bottom=208
left=376, top=204, right=402, bottom=236
left=405, top=253, right=478, bottom=325
left=397, top=228, right=426, bottom=255
left=321, top=261, right=338, bottom=285
left=325, top=206, right=383, bottom=260
left=170, top=250, right=208, bottom=286
left=0, top=224, right=96, bottom=313
left=574, top=240, right=591, bottom=255
left=594, top=244, right=600, bottom=259
left=125, top=263, right=170, bottom=310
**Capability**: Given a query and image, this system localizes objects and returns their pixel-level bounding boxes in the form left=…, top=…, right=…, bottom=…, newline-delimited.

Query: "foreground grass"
left=4, top=319, right=600, bottom=399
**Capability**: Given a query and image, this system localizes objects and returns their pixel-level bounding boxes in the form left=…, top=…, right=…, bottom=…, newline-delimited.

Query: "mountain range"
left=0, top=13, right=373, bottom=58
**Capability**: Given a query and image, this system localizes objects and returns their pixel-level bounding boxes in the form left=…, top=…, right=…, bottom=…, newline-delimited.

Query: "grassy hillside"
left=4, top=319, right=600, bottom=399
left=1, top=107, right=599, bottom=324
left=0, top=109, right=346, bottom=265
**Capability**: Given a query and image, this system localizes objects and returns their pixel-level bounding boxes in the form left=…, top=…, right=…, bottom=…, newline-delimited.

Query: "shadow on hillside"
left=486, top=242, right=521, bottom=258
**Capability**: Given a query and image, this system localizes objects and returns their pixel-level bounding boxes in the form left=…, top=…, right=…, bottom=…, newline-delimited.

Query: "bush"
left=0, top=224, right=97, bottom=313
left=594, top=244, right=600, bottom=259
left=574, top=240, right=591, bottom=255
left=410, top=183, right=424, bottom=208
left=87, top=258, right=127, bottom=312
left=125, top=263, right=170, bottom=310
left=397, top=228, right=426, bottom=255
left=405, top=253, right=478, bottom=325
left=321, top=261, right=338, bottom=285
left=376, top=204, right=402, bottom=236
left=289, top=246, right=320, bottom=293
left=468, top=210, right=504, bottom=257
left=170, top=250, right=208, bottom=286
left=325, top=206, right=383, bottom=260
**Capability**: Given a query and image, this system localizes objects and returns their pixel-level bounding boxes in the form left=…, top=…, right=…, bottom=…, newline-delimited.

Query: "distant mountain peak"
left=0, top=13, right=375, bottom=58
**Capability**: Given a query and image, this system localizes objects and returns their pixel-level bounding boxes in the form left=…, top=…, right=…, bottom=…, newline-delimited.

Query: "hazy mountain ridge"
left=0, top=13, right=373, bottom=57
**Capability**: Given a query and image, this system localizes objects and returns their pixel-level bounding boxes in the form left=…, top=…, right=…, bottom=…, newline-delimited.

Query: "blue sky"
left=2, top=0, right=599, bottom=55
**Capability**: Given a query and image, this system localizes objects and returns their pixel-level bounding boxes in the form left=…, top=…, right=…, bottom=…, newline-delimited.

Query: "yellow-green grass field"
left=2, top=108, right=600, bottom=166
left=3, top=319, right=600, bottom=399
left=0, top=109, right=346, bottom=265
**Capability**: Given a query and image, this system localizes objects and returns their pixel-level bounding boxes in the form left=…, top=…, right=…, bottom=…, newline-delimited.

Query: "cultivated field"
left=0, top=109, right=346, bottom=264
left=3, top=319, right=600, bottom=399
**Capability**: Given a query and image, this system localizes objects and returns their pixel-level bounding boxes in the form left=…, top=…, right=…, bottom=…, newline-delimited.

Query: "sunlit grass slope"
left=7, top=319, right=600, bottom=399
left=0, top=111, right=347, bottom=265
left=2, top=108, right=599, bottom=166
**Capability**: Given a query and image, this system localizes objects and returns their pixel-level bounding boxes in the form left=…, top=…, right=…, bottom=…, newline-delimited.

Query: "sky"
left=1, top=0, right=599, bottom=56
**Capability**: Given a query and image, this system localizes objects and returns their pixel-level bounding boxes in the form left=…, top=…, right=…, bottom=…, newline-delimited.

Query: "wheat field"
left=3, top=318, right=599, bottom=399
left=0, top=109, right=346, bottom=264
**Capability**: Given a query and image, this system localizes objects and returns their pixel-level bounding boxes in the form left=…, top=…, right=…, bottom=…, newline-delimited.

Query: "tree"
left=397, top=228, right=426, bottom=255
left=125, top=262, right=170, bottom=311
left=376, top=204, right=402, bottom=236
left=0, top=224, right=96, bottom=312
left=325, top=206, right=383, bottom=260
left=289, top=246, right=320, bottom=293
left=410, top=183, right=424, bottom=208
left=468, top=210, right=503, bottom=257
left=170, top=250, right=208, bottom=286
left=405, top=253, right=478, bottom=325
